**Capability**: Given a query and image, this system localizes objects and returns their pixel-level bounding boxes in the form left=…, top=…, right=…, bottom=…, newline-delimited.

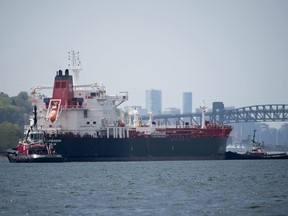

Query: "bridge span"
left=140, top=104, right=288, bottom=125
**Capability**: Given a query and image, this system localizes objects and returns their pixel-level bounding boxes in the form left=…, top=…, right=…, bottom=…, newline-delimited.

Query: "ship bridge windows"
left=90, top=92, right=100, bottom=97
left=29, top=132, right=44, bottom=142
left=55, top=82, right=61, bottom=88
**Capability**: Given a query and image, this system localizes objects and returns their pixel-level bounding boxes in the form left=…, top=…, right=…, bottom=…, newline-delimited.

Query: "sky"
left=1, top=0, right=288, bottom=112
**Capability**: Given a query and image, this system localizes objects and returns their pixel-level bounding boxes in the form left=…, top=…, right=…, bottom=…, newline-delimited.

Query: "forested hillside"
left=0, top=92, right=32, bottom=152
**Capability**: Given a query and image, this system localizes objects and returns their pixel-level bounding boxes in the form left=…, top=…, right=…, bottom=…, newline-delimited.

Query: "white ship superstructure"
left=30, top=51, right=128, bottom=137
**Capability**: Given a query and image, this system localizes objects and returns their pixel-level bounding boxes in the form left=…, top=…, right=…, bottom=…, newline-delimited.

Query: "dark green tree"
left=0, top=121, right=22, bottom=152
left=10, top=91, right=32, bottom=114
left=0, top=91, right=32, bottom=130
left=0, top=92, right=10, bottom=106
left=0, top=105, right=24, bottom=126
left=0, top=92, right=32, bottom=152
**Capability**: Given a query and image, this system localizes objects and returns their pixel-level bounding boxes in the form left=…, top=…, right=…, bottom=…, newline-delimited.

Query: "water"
left=0, top=158, right=287, bottom=216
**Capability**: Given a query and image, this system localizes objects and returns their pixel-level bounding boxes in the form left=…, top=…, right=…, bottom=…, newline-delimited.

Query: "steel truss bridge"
left=141, top=104, right=288, bottom=125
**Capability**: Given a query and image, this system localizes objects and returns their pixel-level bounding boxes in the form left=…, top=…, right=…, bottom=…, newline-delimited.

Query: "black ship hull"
left=225, top=151, right=288, bottom=160
left=7, top=150, right=63, bottom=163
left=47, top=136, right=229, bottom=161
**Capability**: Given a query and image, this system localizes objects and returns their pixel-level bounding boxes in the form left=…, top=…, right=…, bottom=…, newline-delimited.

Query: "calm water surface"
left=0, top=158, right=287, bottom=216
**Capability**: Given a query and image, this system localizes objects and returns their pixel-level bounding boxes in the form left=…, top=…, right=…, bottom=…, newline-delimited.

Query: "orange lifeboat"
left=49, top=102, right=59, bottom=123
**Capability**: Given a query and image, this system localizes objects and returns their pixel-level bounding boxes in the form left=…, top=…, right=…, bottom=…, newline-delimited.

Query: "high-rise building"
left=182, top=92, right=192, bottom=114
left=145, top=89, right=162, bottom=115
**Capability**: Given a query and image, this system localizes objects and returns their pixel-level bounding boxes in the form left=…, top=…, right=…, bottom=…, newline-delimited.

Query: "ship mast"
left=68, top=50, right=82, bottom=85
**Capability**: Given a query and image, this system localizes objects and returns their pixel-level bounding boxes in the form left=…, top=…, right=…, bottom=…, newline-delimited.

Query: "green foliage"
left=0, top=91, right=32, bottom=127
left=10, top=91, right=32, bottom=114
left=0, top=92, right=10, bottom=106
left=0, top=92, right=32, bottom=152
left=0, top=105, right=24, bottom=126
left=0, top=121, right=22, bottom=152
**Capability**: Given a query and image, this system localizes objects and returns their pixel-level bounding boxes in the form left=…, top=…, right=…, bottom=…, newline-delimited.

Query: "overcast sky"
left=1, top=0, right=288, bottom=112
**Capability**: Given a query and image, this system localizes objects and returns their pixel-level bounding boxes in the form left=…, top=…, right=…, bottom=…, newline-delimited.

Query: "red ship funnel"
left=52, top=69, right=74, bottom=107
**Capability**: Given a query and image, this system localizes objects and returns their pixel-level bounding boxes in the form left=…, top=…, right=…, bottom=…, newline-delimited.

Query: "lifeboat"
left=48, top=102, right=59, bottom=123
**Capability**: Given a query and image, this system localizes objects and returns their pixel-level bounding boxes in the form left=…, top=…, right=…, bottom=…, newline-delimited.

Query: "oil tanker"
left=13, top=51, right=232, bottom=162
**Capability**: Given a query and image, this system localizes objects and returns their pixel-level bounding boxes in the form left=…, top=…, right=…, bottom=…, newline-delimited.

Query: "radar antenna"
left=68, top=50, right=82, bottom=85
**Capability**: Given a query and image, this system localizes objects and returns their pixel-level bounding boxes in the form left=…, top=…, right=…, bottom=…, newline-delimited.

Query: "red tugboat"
left=225, top=130, right=288, bottom=160
left=10, top=51, right=233, bottom=162
left=6, top=106, right=63, bottom=163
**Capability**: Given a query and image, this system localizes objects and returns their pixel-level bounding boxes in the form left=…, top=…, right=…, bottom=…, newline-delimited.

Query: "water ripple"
left=0, top=159, right=288, bottom=215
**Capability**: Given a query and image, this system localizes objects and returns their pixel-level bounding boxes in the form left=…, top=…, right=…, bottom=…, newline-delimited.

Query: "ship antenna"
left=33, top=105, right=37, bottom=129
left=68, top=50, right=82, bottom=85
left=252, top=129, right=256, bottom=143
left=200, top=100, right=207, bottom=129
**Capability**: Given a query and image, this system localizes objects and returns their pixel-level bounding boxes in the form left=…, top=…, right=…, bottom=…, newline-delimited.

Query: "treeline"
left=0, top=92, right=32, bottom=152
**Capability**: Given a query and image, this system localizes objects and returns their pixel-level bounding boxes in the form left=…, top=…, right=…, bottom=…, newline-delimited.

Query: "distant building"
left=182, top=92, right=192, bottom=113
left=145, top=89, right=162, bottom=115
left=163, top=107, right=181, bottom=115
left=182, top=92, right=192, bottom=122
left=163, top=107, right=181, bottom=125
